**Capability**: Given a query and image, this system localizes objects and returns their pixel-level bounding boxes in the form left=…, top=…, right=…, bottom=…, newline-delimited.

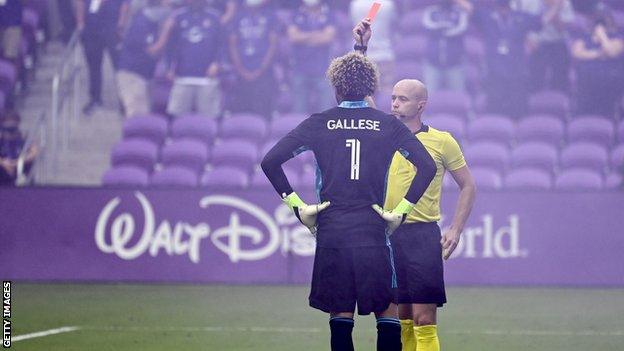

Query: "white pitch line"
left=12, top=326, right=81, bottom=342
left=80, top=326, right=624, bottom=337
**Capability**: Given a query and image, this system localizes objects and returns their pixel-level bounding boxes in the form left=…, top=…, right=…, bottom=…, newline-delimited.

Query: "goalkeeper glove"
left=372, top=198, right=415, bottom=235
left=283, top=192, right=330, bottom=235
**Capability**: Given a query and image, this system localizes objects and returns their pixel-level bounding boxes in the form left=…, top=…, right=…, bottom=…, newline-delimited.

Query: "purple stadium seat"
left=161, top=139, right=209, bottom=174
left=504, top=168, right=552, bottom=190
left=202, top=167, right=249, bottom=188
left=102, top=166, right=149, bottom=187
left=111, top=139, right=159, bottom=173
left=528, top=90, right=570, bottom=118
left=261, top=139, right=313, bottom=173
left=567, top=116, right=615, bottom=147
left=427, top=90, right=471, bottom=117
left=618, top=122, right=624, bottom=142
left=151, top=167, right=199, bottom=187
left=560, top=142, right=609, bottom=171
left=605, top=172, right=623, bottom=190
left=464, top=142, right=509, bottom=172
left=555, top=169, right=604, bottom=190
left=427, top=114, right=466, bottom=142
left=122, top=114, right=169, bottom=145
left=611, top=144, right=624, bottom=171
left=210, top=139, right=258, bottom=171
left=269, top=116, right=303, bottom=139
left=220, top=113, right=268, bottom=142
left=395, top=34, right=427, bottom=60
left=171, top=115, right=218, bottom=143
left=470, top=167, right=503, bottom=190
left=510, top=142, right=558, bottom=173
left=468, top=114, right=515, bottom=144
left=274, top=112, right=307, bottom=121
left=516, top=114, right=565, bottom=147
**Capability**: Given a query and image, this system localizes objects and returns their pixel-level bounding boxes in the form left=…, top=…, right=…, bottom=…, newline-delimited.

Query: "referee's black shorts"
left=391, top=222, right=446, bottom=307
left=309, top=244, right=396, bottom=316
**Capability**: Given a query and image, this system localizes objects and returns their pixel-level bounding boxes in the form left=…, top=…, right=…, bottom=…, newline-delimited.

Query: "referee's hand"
left=353, top=19, right=372, bottom=46
left=441, top=228, right=461, bottom=260
left=371, top=204, right=406, bottom=235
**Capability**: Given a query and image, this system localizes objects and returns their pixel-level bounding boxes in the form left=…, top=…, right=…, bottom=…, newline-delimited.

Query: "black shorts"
left=391, top=222, right=446, bottom=307
left=309, top=244, right=396, bottom=316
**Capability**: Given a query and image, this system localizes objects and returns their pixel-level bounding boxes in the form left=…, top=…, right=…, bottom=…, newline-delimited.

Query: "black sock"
left=329, top=317, right=354, bottom=351
left=376, top=318, right=402, bottom=351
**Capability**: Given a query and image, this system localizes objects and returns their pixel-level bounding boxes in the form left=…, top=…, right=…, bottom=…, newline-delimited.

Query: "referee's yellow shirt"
left=384, top=125, right=466, bottom=223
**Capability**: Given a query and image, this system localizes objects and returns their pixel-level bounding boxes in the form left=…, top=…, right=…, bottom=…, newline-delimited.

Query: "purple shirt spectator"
left=291, top=3, right=336, bottom=76
left=230, top=4, right=277, bottom=71
left=169, top=6, right=223, bottom=77
left=422, top=1, right=469, bottom=68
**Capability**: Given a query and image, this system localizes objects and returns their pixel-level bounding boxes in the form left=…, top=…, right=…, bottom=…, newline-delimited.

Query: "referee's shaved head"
left=395, top=79, right=428, bottom=102
left=391, top=79, right=428, bottom=121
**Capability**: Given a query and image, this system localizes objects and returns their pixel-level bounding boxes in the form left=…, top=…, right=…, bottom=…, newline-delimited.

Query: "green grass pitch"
left=10, top=283, right=624, bottom=350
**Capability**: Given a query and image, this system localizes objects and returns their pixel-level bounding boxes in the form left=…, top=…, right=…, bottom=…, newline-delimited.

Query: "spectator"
left=422, top=0, right=473, bottom=92
left=571, top=4, right=624, bottom=117
left=0, top=111, right=38, bottom=186
left=0, top=0, right=22, bottom=65
left=207, top=0, right=238, bottom=25
left=515, top=0, right=575, bottom=92
left=56, top=0, right=77, bottom=43
left=473, top=0, right=541, bottom=117
left=228, top=0, right=278, bottom=118
left=350, top=0, right=397, bottom=90
left=76, top=0, right=130, bottom=115
left=116, top=0, right=171, bottom=118
left=155, top=0, right=223, bottom=117
left=288, top=0, right=336, bottom=113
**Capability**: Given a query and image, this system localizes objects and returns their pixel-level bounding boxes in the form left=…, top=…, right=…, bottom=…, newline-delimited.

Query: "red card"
left=366, top=2, right=382, bottom=23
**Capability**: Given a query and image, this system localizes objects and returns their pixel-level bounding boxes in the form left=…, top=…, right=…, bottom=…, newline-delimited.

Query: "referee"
left=261, top=51, right=436, bottom=351
left=354, top=20, right=477, bottom=351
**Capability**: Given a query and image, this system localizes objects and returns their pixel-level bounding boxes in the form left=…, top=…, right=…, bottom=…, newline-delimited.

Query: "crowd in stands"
left=2, top=0, right=624, bottom=189
left=1, top=0, right=47, bottom=186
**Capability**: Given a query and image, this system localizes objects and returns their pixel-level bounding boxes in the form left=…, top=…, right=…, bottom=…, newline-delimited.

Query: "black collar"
left=415, top=124, right=429, bottom=134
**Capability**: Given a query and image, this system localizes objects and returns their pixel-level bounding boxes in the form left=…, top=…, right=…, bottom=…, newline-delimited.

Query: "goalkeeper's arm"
left=261, top=135, right=330, bottom=232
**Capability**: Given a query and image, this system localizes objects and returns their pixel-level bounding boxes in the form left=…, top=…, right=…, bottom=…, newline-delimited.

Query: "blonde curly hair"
left=326, top=52, right=379, bottom=101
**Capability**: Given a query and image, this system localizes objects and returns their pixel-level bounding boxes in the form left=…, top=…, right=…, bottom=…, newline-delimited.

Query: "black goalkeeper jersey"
left=262, top=101, right=435, bottom=248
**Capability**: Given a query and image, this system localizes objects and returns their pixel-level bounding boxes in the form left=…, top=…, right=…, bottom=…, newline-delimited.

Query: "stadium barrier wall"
left=1, top=187, right=623, bottom=286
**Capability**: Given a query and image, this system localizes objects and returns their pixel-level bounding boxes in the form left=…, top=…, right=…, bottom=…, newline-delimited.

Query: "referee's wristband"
left=354, top=43, right=367, bottom=54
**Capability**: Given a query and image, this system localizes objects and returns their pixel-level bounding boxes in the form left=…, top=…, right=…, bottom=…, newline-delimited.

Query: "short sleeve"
left=441, top=133, right=466, bottom=171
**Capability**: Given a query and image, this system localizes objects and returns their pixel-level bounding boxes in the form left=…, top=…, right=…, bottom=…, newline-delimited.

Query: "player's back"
left=291, top=105, right=415, bottom=247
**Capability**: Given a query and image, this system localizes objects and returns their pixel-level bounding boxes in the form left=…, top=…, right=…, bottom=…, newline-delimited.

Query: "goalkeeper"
left=261, top=48, right=436, bottom=350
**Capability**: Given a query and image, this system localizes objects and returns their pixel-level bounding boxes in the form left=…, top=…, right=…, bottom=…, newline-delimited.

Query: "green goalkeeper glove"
left=283, top=192, right=331, bottom=235
left=372, top=198, right=415, bottom=235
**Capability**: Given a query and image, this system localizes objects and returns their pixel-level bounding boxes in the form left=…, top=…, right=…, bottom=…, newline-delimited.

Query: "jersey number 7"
left=346, top=139, right=361, bottom=180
